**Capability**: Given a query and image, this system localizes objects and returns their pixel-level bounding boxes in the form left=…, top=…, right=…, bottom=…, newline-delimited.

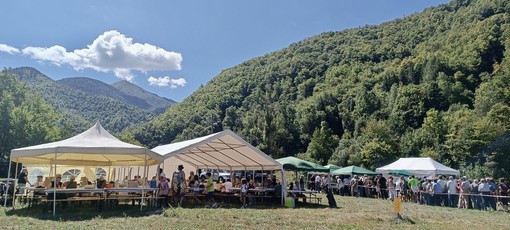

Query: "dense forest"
left=131, top=0, right=510, bottom=179
left=0, top=70, right=62, bottom=176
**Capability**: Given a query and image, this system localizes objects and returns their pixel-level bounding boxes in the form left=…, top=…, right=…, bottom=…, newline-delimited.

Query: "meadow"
left=2, top=195, right=509, bottom=230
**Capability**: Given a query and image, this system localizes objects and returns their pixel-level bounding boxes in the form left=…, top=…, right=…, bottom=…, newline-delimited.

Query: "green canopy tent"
left=330, top=166, right=378, bottom=175
left=276, top=157, right=329, bottom=172
left=388, top=169, right=412, bottom=176
left=276, top=157, right=329, bottom=192
left=324, top=164, right=342, bottom=171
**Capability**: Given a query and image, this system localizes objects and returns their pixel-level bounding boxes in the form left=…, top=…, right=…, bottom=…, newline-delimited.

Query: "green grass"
left=2, top=195, right=510, bottom=230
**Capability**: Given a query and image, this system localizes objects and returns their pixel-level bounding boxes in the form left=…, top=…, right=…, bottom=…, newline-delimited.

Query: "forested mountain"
left=8, top=67, right=166, bottom=133
left=112, top=80, right=176, bottom=114
left=0, top=70, right=62, bottom=176
left=131, top=0, right=510, bottom=179
left=59, top=78, right=176, bottom=114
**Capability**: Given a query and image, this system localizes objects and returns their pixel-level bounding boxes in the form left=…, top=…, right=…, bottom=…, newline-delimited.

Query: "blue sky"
left=0, top=0, right=448, bottom=102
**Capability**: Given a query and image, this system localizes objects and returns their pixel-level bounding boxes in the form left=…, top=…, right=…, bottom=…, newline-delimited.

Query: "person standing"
left=459, top=177, right=471, bottom=209
left=377, top=175, right=387, bottom=200
left=315, top=174, right=321, bottom=192
left=437, top=176, right=447, bottom=206
left=487, top=178, right=497, bottom=211
left=432, top=178, right=443, bottom=206
left=343, top=176, right=351, bottom=196
left=498, top=178, right=509, bottom=212
left=408, top=175, right=420, bottom=203
left=478, top=178, right=491, bottom=211
left=336, top=176, right=344, bottom=196
left=446, top=176, right=458, bottom=208
left=17, top=168, right=30, bottom=194
left=205, top=172, right=218, bottom=208
left=387, top=176, right=397, bottom=201
left=469, top=179, right=480, bottom=210
left=159, top=176, right=170, bottom=208
left=171, top=165, right=187, bottom=206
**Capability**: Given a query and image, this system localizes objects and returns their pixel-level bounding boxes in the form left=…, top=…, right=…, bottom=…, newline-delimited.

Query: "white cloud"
left=0, top=44, right=20, bottom=54
left=21, top=30, right=182, bottom=81
left=148, top=76, right=186, bottom=88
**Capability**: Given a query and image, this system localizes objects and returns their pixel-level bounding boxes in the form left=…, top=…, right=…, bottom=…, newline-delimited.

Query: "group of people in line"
left=330, top=174, right=509, bottom=212
left=156, top=166, right=283, bottom=208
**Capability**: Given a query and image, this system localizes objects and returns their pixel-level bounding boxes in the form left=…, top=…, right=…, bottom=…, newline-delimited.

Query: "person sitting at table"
left=33, top=175, right=45, bottom=188
left=234, top=177, right=242, bottom=188
left=274, top=180, right=282, bottom=197
left=67, top=176, right=78, bottom=189
left=51, top=174, right=63, bottom=189
left=288, top=181, right=294, bottom=191
left=214, top=179, right=223, bottom=191
left=221, top=179, right=233, bottom=193
left=33, top=175, right=46, bottom=201
left=96, top=176, right=107, bottom=189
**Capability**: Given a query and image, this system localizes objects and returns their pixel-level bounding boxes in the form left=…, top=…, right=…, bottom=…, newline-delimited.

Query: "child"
left=159, top=176, right=170, bottom=208
left=240, top=178, right=248, bottom=208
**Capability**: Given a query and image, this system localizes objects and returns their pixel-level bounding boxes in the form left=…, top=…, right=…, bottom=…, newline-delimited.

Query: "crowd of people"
left=327, top=174, right=509, bottom=212
left=155, top=166, right=283, bottom=208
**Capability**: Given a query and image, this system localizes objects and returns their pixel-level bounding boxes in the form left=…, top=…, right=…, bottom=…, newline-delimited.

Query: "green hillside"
left=132, top=0, right=510, bottom=178
left=9, top=67, right=155, bottom=134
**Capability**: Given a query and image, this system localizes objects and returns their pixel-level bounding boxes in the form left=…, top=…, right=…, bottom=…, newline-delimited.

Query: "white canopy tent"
left=375, top=157, right=460, bottom=178
left=7, top=121, right=163, bottom=215
left=151, top=130, right=287, bottom=205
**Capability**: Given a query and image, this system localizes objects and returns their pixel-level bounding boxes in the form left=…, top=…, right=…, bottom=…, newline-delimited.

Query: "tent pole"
left=12, top=161, right=19, bottom=209
left=53, top=152, right=57, bottom=216
left=281, top=169, right=286, bottom=206
left=4, top=156, right=12, bottom=207
left=141, top=153, right=147, bottom=211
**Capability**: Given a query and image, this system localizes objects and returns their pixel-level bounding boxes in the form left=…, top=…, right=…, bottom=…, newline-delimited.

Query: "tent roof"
left=375, top=157, right=460, bottom=176
left=152, top=130, right=283, bottom=171
left=324, top=164, right=342, bottom=171
left=330, top=166, right=378, bottom=175
left=275, top=157, right=329, bottom=172
left=10, top=122, right=163, bottom=166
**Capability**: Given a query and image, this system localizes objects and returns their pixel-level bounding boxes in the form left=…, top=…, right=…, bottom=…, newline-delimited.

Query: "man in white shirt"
left=336, top=176, right=344, bottom=195
left=222, top=179, right=233, bottom=193
left=343, top=177, right=351, bottom=196
left=446, top=176, right=458, bottom=208
left=315, top=175, right=321, bottom=192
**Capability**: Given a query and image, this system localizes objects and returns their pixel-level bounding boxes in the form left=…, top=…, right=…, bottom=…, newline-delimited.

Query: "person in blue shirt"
left=432, top=178, right=443, bottom=206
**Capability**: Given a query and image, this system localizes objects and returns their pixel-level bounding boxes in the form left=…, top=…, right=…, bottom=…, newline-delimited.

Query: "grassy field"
left=1, top=195, right=509, bottom=230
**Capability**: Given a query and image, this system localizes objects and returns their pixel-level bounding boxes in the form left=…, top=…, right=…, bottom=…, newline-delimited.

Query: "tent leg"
left=53, top=152, right=57, bottom=217
left=4, top=157, right=12, bottom=207
left=12, top=162, right=19, bottom=209
left=141, top=153, right=147, bottom=211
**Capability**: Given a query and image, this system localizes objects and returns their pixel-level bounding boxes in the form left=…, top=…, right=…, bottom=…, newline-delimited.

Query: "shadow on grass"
left=4, top=197, right=336, bottom=221
left=4, top=203, right=164, bottom=221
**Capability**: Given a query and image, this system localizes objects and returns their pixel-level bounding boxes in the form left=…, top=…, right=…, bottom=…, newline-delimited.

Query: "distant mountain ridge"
left=58, top=78, right=175, bottom=114
left=112, top=80, right=176, bottom=114
left=9, top=67, right=175, bottom=133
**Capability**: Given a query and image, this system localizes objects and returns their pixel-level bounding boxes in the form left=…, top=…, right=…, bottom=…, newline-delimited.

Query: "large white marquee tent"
left=375, top=157, right=460, bottom=178
left=7, top=122, right=163, bottom=214
left=151, top=130, right=287, bottom=203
